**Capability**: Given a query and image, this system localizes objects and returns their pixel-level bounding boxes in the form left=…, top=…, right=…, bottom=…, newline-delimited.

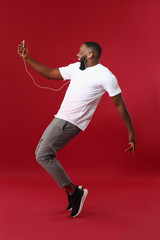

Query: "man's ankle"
left=65, top=183, right=76, bottom=196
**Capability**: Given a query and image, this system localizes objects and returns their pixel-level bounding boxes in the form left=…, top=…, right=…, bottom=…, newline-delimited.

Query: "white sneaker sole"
left=72, top=189, right=88, bottom=218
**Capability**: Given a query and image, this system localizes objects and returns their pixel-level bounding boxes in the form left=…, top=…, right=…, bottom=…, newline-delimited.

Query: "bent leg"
left=35, top=118, right=81, bottom=188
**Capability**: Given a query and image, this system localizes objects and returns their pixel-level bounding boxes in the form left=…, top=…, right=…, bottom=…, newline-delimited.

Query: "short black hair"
left=84, top=41, right=102, bottom=59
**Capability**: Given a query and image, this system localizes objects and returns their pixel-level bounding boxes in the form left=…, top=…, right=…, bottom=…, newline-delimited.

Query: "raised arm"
left=17, top=42, right=63, bottom=80
left=111, top=93, right=136, bottom=154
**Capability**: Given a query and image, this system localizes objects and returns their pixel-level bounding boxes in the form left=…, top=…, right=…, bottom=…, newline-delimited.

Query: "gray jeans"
left=35, top=117, right=82, bottom=188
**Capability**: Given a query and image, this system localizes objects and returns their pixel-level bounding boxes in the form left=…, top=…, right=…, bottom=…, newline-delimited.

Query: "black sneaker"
left=70, top=186, right=88, bottom=218
left=66, top=186, right=83, bottom=211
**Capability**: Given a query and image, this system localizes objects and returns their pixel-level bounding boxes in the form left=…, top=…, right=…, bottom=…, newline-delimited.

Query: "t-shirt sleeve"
left=101, top=72, right=122, bottom=97
left=59, top=64, right=72, bottom=81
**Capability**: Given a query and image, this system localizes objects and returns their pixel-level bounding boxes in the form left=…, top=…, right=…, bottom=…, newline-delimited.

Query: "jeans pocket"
left=62, top=121, right=68, bottom=130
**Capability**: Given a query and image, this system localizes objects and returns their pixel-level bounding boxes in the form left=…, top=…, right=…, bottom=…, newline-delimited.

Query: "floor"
left=1, top=167, right=160, bottom=240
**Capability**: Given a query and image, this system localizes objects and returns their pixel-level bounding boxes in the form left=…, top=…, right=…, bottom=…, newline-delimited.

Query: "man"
left=17, top=41, right=135, bottom=218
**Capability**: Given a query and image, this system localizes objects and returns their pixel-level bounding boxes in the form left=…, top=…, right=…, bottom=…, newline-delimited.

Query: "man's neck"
left=86, top=60, right=99, bottom=68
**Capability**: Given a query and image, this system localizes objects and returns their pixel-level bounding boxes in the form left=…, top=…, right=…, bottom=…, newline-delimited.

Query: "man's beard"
left=79, top=56, right=87, bottom=70
left=79, top=61, right=86, bottom=70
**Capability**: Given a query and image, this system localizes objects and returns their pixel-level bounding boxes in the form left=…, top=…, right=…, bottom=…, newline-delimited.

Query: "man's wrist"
left=129, top=129, right=135, bottom=137
left=129, top=132, right=135, bottom=142
left=24, top=55, right=30, bottom=62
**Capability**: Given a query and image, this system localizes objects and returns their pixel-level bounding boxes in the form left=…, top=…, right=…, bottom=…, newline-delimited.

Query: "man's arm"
left=111, top=93, right=136, bottom=154
left=17, top=42, right=63, bottom=80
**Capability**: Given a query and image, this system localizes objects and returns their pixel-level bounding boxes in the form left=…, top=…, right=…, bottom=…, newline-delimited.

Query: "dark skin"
left=18, top=42, right=135, bottom=195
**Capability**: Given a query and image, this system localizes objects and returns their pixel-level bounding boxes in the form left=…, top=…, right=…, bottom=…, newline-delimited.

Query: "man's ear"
left=88, top=52, right=94, bottom=59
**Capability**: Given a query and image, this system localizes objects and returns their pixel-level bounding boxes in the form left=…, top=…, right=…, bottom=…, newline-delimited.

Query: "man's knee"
left=35, top=147, right=47, bottom=164
left=35, top=146, right=56, bottom=166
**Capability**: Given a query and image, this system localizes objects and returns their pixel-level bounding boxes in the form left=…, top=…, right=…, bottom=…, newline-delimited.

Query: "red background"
left=0, top=0, right=160, bottom=239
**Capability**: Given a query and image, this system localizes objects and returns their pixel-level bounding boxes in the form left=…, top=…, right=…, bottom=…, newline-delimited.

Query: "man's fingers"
left=125, top=147, right=132, bottom=152
left=125, top=142, right=135, bottom=154
left=132, top=143, right=135, bottom=154
left=17, top=43, right=26, bottom=57
left=131, top=142, right=135, bottom=154
left=17, top=47, right=23, bottom=55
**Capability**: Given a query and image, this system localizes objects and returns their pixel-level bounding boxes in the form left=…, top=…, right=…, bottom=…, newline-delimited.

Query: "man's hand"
left=125, top=135, right=136, bottom=154
left=17, top=41, right=28, bottom=59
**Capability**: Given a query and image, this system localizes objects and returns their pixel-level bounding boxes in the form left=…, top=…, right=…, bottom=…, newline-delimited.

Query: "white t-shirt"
left=55, top=62, right=121, bottom=131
